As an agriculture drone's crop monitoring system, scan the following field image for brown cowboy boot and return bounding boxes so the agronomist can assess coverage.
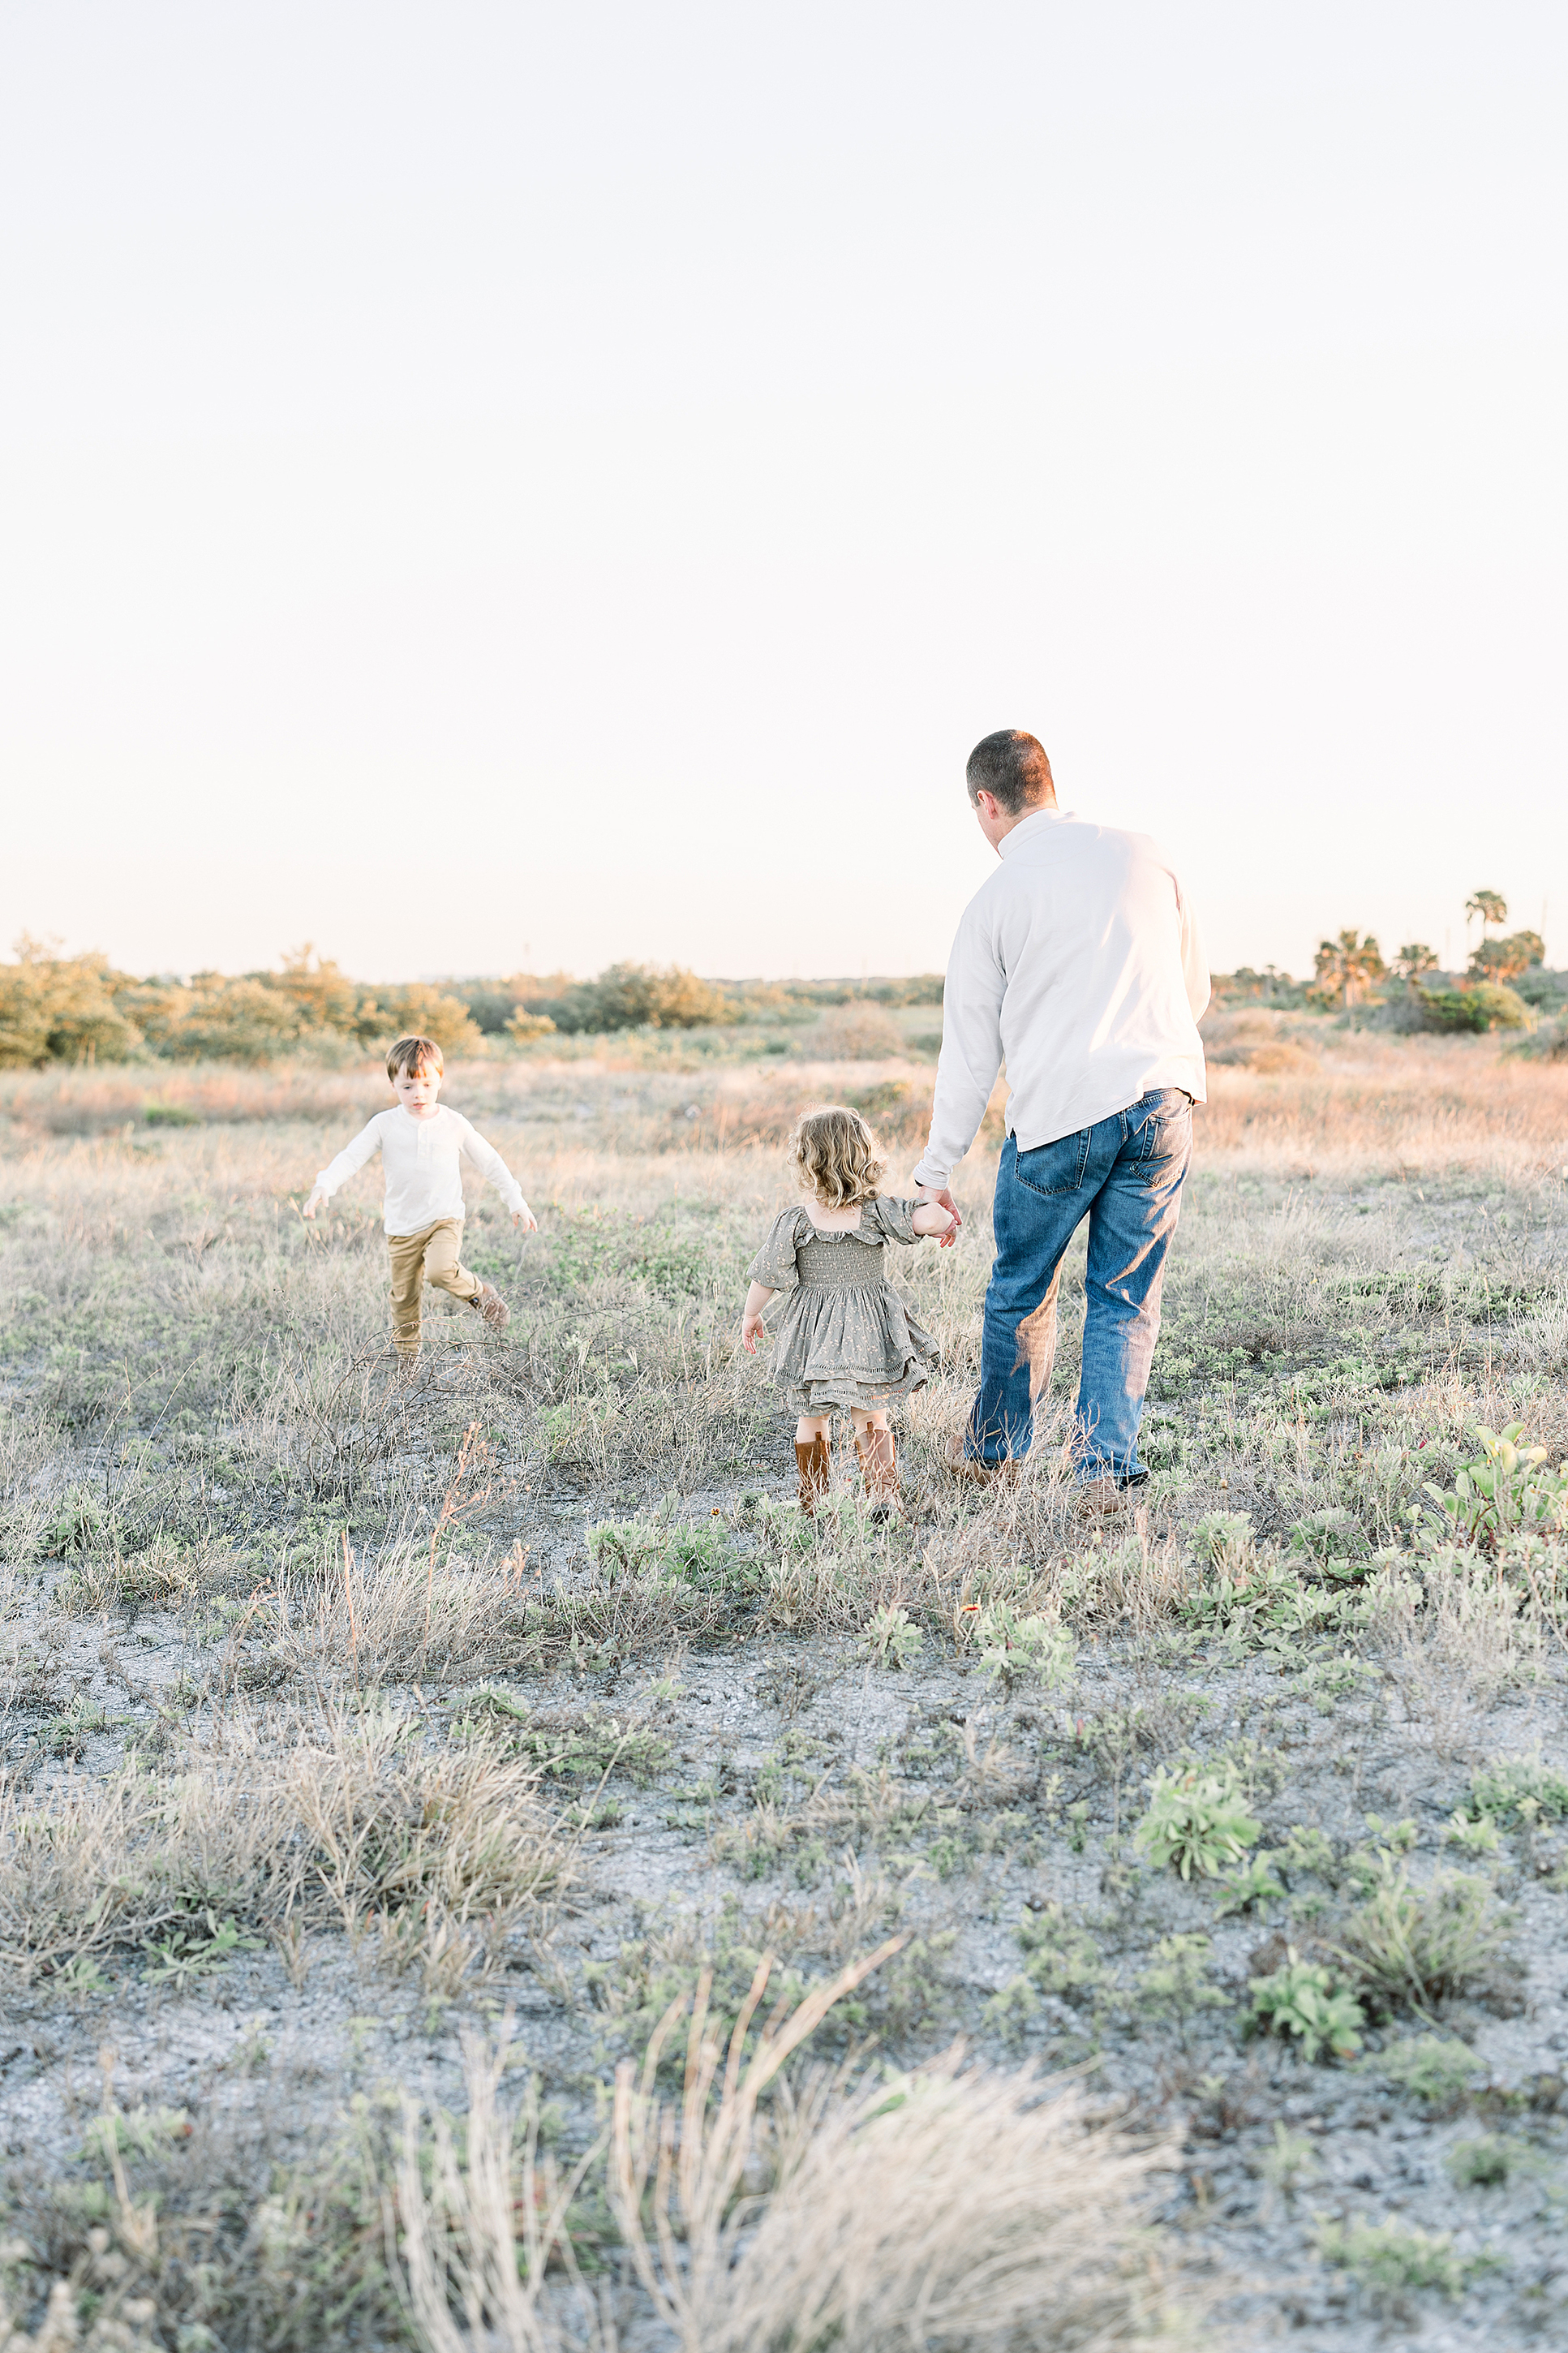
[855,1425,901,1518]
[795,1435,831,1515]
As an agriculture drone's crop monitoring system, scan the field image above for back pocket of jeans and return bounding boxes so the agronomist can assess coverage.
[1016,1132,1091,1196]
[1136,1094,1192,1174]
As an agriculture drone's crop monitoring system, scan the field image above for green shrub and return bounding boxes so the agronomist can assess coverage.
[359,982,485,1058]
[1467,1751,1568,1825]
[1446,2133,1514,2187]
[1280,1825,1338,1879]
[1417,982,1528,1033]
[0,939,139,1067]
[1512,1009,1568,1060]
[1213,1852,1286,1917]
[41,1487,105,1559]
[1134,1934,1230,2036]
[1249,1950,1364,2062]
[973,1603,1074,1692]
[1134,1764,1261,1881]
[861,1604,923,1670]
[126,972,312,1062]
[1338,1860,1511,2011]
[533,962,738,1034]
[587,1516,742,1590]
[1314,2216,1471,2297]
[1423,1423,1568,1542]
[1377,2033,1481,2106]
[1016,1903,1106,2002]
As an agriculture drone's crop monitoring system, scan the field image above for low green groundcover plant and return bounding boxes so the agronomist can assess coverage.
[1467,1752,1568,1825]
[973,1602,1075,1691]
[1377,2034,1482,2106]
[1134,1764,1261,1880]
[1424,1423,1568,1544]
[1313,2216,1476,2299]
[1250,1951,1364,2062]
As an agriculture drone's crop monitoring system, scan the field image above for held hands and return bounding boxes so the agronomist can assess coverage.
[914,1184,962,1248]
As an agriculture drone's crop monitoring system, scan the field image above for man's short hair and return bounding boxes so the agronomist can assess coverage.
[966,729,1055,815]
[387,1034,443,1080]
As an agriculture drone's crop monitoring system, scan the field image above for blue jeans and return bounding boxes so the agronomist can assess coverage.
[967,1089,1193,1479]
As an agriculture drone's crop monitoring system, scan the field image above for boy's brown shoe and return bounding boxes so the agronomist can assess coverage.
[470,1281,510,1333]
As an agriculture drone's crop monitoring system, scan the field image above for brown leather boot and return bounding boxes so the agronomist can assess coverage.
[795,1435,831,1514]
[855,1425,901,1518]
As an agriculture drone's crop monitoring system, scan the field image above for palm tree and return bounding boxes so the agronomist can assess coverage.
[1465,889,1507,940]
[1392,943,1437,983]
[1313,929,1386,1008]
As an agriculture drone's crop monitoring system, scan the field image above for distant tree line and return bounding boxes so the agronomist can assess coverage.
[1213,891,1562,1034]
[464,968,943,1042]
[0,939,945,1069]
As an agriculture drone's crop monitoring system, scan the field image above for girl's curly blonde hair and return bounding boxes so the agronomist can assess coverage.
[788,1104,887,1208]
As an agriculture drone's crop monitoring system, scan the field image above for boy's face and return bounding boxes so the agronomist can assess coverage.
[393,1061,443,1116]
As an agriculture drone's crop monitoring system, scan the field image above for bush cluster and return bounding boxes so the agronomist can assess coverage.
[0,938,483,1069]
[466,966,944,1038]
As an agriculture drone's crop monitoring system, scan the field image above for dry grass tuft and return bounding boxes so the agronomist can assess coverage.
[399,2039,612,2353]
[274,1532,526,1686]
[398,1952,1183,2353]
[1368,1551,1550,1756]
[0,1705,573,1989]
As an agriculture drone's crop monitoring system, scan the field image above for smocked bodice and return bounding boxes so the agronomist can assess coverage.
[796,1233,887,1288]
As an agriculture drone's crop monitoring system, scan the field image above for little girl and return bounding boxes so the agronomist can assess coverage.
[741,1105,957,1515]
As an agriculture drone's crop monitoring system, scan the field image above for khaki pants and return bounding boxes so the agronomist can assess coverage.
[388,1218,480,1353]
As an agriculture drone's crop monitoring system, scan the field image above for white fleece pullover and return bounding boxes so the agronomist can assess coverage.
[314,1106,528,1235]
[913,808,1209,1190]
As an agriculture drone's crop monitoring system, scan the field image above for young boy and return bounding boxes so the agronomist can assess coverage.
[303,1035,536,1357]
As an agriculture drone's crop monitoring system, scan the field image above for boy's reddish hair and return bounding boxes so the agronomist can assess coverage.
[386,1034,443,1080]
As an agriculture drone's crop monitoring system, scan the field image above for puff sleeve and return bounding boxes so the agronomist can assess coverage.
[862,1195,920,1245]
[749,1208,810,1290]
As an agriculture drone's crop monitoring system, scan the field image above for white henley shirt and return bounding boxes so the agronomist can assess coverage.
[913,807,1209,1190]
[314,1106,528,1235]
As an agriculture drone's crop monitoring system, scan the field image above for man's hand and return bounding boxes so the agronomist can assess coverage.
[302,1187,328,1220]
[917,1184,962,1248]
[513,1206,539,1232]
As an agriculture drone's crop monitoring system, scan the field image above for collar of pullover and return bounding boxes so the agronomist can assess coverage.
[997,807,1068,860]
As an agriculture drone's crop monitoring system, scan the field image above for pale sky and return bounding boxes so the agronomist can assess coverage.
[2,3,1564,983]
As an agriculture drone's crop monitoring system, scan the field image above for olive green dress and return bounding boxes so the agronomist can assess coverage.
[750,1196,939,1416]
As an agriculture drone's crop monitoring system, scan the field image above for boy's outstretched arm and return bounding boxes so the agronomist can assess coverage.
[456,1117,536,1231]
[303,1121,382,1219]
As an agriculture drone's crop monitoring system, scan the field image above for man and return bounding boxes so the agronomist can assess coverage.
[913,729,1209,1509]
